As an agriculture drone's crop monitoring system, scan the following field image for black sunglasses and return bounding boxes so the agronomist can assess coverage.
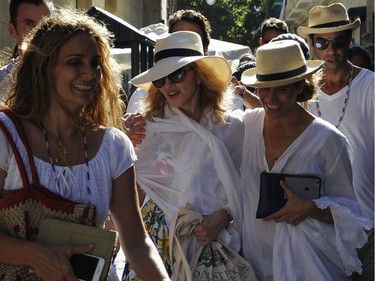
[152,66,193,88]
[314,36,347,50]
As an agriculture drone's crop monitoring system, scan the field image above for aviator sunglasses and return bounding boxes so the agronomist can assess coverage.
[314,36,347,50]
[152,65,193,88]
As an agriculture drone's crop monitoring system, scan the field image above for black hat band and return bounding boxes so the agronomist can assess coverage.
[257,65,307,82]
[310,20,350,29]
[155,48,203,63]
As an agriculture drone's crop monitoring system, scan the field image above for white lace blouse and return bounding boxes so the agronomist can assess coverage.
[0,112,137,227]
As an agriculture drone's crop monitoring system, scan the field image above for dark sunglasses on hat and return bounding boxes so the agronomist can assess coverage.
[314,36,347,50]
[152,65,193,88]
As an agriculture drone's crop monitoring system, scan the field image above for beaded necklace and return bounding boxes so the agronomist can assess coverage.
[40,120,91,200]
[316,63,353,128]
[82,128,92,201]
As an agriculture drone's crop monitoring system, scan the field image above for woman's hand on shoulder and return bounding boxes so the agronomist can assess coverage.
[264,180,316,225]
[29,243,94,281]
[122,113,146,146]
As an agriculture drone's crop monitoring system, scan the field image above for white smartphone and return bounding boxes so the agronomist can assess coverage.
[70,253,105,281]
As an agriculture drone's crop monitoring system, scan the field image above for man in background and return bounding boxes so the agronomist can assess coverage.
[259,17,288,46]
[0,0,54,83]
[298,4,374,280]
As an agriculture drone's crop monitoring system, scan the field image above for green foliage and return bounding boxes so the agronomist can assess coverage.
[262,0,276,14]
[176,0,266,53]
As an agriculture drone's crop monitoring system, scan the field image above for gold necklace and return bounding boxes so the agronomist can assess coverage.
[42,121,81,167]
[56,136,80,168]
[53,138,67,163]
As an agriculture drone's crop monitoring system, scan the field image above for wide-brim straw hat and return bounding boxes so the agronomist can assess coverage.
[130,31,231,90]
[297,3,360,38]
[241,40,323,88]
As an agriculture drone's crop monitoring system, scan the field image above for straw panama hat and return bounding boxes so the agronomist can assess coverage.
[241,40,323,88]
[297,3,361,38]
[130,31,231,90]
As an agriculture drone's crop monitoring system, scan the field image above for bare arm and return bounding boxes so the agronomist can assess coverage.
[231,76,262,109]
[110,166,170,281]
[242,88,262,109]
[136,182,146,207]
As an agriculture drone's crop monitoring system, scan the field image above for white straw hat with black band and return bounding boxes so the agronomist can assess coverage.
[297,3,360,38]
[130,31,231,90]
[241,40,323,88]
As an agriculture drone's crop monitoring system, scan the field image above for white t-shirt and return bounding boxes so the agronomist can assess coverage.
[0,112,137,227]
[307,68,374,218]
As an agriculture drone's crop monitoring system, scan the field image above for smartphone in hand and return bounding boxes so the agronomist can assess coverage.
[70,253,105,281]
[256,172,321,218]
[284,175,321,200]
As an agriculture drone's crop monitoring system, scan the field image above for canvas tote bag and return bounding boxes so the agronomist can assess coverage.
[169,203,258,281]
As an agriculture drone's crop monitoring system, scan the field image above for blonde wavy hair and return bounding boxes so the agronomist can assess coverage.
[4,8,125,130]
[143,60,232,125]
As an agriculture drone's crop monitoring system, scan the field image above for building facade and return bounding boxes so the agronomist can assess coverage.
[284,0,374,46]
[0,0,177,51]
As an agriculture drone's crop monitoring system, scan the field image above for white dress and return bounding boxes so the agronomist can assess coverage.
[0,112,137,281]
[307,68,374,219]
[240,108,372,281]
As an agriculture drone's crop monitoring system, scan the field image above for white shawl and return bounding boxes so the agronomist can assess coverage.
[135,106,244,261]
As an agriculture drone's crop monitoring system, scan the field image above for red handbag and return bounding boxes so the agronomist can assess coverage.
[0,109,97,280]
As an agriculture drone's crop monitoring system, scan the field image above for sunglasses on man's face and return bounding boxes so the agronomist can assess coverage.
[314,36,347,50]
[152,66,193,88]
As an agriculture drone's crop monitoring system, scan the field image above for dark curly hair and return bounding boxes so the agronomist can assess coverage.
[168,10,211,54]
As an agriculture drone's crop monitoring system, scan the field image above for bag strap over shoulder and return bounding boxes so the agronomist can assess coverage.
[0,109,40,187]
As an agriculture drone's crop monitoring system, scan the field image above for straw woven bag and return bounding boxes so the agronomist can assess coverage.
[0,110,97,280]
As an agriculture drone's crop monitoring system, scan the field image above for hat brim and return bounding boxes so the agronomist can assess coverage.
[297,19,360,38]
[241,60,323,88]
[130,56,231,90]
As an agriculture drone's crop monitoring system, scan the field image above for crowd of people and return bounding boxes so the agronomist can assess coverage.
[0,1,373,281]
